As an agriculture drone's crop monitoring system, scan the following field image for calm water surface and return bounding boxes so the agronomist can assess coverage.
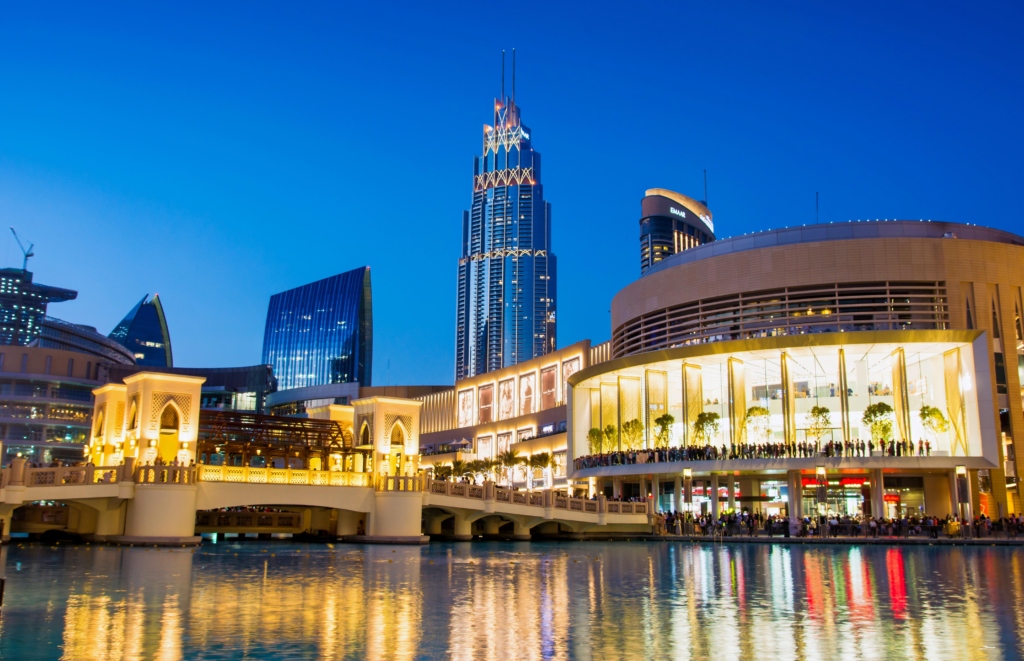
[0,540,1020,660]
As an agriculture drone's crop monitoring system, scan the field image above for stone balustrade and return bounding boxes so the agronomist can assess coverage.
[1,464,126,488]
[376,475,423,492]
[135,465,196,485]
[423,478,647,516]
[197,465,371,488]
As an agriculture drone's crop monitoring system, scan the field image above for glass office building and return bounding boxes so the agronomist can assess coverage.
[108,294,173,367]
[639,188,715,274]
[0,268,77,346]
[262,266,372,391]
[455,60,557,381]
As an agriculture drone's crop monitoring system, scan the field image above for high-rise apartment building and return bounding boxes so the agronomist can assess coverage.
[455,53,557,380]
[109,294,173,367]
[639,188,715,274]
[0,268,77,346]
[262,267,373,391]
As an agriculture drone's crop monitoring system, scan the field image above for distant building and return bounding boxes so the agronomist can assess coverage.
[455,57,557,381]
[106,364,277,415]
[34,316,136,366]
[109,294,173,367]
[267,383,449,417]
[639,188,715,274]
[262,267,373,391]
[0,345,101,463]
[0,268,77,346]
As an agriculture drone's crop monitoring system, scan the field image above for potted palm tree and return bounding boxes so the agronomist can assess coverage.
[497,449,527,488]
[527,452,554,490]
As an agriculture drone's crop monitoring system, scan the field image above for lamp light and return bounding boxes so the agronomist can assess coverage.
[956,465,967,476]
[683,468,692,479]
[816,466,826,480]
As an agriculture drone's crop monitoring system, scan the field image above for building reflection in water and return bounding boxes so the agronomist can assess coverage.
[0,542,1021,660]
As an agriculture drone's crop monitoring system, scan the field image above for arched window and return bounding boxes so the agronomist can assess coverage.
[360,423,370,446]
[390,423,405,446]
[160,405,180,433]
[128,401,138,430]
[94,408,105,437]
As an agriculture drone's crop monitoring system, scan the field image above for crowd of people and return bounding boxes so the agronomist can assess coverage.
[646,509,1017,540]
[574,438,933,470]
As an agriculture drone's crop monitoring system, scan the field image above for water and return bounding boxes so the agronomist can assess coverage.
[0,540,1021,660]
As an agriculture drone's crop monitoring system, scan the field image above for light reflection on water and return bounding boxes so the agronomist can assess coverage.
[0,541,1019,660]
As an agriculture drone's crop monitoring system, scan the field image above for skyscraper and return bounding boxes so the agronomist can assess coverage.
[639,188,715,274]
[455,51,557,381]
[262,266,372,391]
[109,294,174,367]
[0,268,77,346]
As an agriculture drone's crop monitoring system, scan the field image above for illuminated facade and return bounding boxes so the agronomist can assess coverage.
[262,267,373,391]
[454,62,557,380]
[0,268,77,346]
[419,341,595,488]
[109,294,173,367]
[35,316,136,365]
[570,220,1024,519]
[0,346,102,462]
[639,188,715,274]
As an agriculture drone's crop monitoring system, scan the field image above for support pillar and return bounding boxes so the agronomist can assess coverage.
[335,510,362,537]
[871,469,886,520]
[613,478,622,499]
[118,483,200,546]
[639,477,648,501]
[787,470,802,520]
[673,476,682,514]
[711,474,720,520]
[452,513,473,541]
[483,519,502,537]
[364,491,428,544]
[512,520,532,541]
[727,475,736,513]
[652,475,660,511]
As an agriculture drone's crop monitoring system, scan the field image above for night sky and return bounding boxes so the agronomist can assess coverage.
[1,1,1021,385]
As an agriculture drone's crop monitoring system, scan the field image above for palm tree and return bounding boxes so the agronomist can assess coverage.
[467,459,488,482]
[497,449,527,488]
[450,459,470,481]
[527,452,554,490]
[432,464,453,481]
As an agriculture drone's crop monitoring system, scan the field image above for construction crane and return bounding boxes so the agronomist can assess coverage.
[9,227,34,272]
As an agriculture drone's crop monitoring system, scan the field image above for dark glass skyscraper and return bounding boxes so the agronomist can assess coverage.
[108,294,173,367]
[0,268,77,346]
[455,56,556,380]
[262,267,372,391]
[639,188,715,274]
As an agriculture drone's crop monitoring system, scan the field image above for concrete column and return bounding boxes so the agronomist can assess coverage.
[966,470,976,521]
[652,475,661,511]
[871,469,886,519]
[483,519,502,537]
[452,513,473,541]
[639,477,648,501]
[613,478,622,499]
[673,476,682,514]
[727,475,736,513]
[711,474,720,519]
[120,483,199,545]
[335,510,362,537]
[787,470,802,519]
[949,470,960,518]
[367,491,426,543]
[512,520,532,541]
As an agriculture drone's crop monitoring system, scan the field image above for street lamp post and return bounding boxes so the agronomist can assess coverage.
[955,465,970,538]
[816,465,827,537]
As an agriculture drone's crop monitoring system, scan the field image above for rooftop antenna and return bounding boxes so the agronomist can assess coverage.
[816,192,819,223]
[501,50,505,102]
[9,227,34,272]
[512,47,516,107]
[703,169,708,206]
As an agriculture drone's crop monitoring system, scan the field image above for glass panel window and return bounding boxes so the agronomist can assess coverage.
[519,373,535,416]
[478,385,493,424]
[540,366,557,410]
[498,379,516,420]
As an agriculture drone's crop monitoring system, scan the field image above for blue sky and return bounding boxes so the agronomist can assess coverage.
[1,1,1021,385]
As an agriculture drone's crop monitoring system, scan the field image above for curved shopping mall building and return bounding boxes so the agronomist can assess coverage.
[568,220,1024,521]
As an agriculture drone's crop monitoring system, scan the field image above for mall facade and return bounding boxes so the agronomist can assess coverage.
[567,220,1024,521]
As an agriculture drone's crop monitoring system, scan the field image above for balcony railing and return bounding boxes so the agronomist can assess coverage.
[423,478,647,516]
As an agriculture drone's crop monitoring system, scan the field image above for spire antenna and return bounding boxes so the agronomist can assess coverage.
[512,47,516,106]
[501,50,505,101]
[703,169,708,206]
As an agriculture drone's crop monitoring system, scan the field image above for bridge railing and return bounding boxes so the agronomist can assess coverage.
[423,479,647,516]
[135,465,196,485]
[196,465,371,488]
[17,465,124,488]
[376,475,423,492]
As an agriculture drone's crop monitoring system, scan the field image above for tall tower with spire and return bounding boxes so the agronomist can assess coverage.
[455,50,557,381]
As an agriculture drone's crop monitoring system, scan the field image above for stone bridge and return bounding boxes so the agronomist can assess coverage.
[0,458,650,545]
